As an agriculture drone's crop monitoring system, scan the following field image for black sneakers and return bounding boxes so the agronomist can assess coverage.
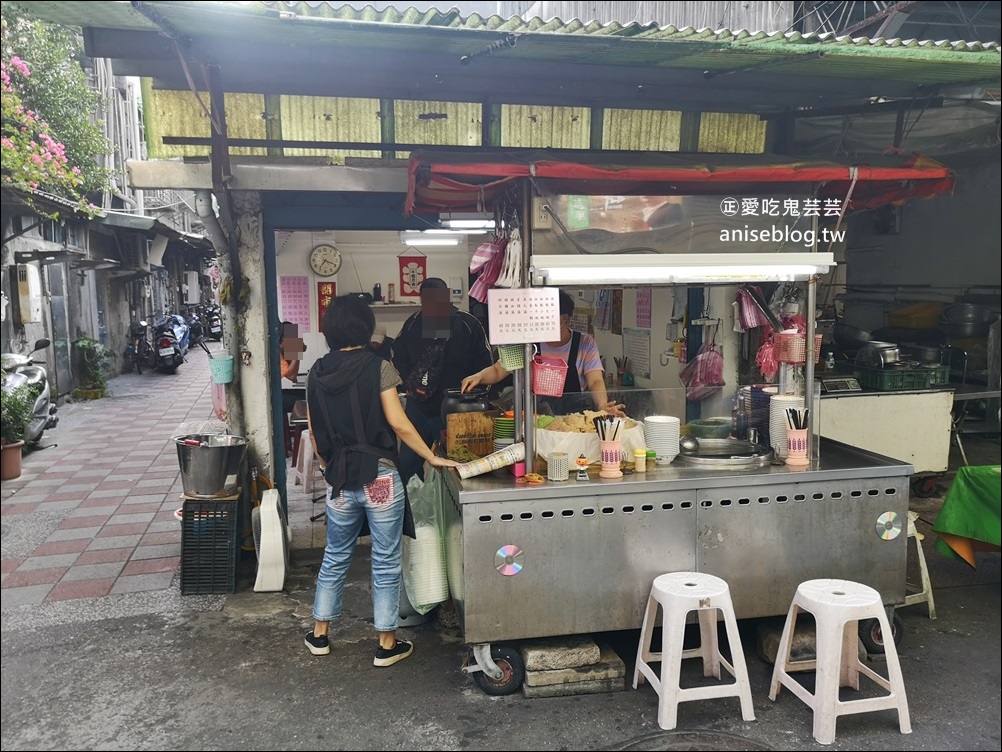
[373,639,413,667]
[304,631,330,656]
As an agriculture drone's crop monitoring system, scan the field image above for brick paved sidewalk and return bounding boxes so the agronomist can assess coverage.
[1,343,225,605]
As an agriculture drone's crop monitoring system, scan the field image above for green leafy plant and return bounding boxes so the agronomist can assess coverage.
[1,10,107,216]
[72,334,113,391]
[1,383,34,445]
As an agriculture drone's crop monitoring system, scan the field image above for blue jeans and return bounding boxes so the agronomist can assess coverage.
[312,467,405,632]
[397,400,443,484]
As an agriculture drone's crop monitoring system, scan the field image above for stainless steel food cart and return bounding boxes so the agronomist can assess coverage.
[443,437,913,694]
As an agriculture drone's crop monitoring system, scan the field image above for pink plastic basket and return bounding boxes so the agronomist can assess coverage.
[531,354,568,397]
[773,333,823,365]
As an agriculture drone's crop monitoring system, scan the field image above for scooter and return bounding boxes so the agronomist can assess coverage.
[202,304,223,341]
[1,338,59,445]
[152,315,188,373]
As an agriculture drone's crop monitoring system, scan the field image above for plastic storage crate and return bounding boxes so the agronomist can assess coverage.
[180,497,240,594]
[851,364,951,392]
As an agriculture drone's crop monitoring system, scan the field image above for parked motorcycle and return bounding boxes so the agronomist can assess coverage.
[152,315,188,373]
[1,338,58,445]
[202,304,223,341]
[184,307,206,346]
[152,313,211,373]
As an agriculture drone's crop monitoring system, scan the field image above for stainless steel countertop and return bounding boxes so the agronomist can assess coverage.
[445,438,913,504]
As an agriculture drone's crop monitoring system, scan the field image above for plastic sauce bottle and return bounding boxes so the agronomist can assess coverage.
[634,448,647,474]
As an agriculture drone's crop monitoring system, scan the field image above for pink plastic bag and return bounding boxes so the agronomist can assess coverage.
[469,237,507,303]
[470,237,505,274]
[679,341,724,402]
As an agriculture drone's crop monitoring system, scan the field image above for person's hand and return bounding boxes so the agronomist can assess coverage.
[428,456,459,468]
[460,373,483,393]
[602,400,626,418]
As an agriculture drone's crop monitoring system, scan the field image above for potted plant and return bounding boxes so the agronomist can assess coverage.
[1,383,34,480]
[72,334,113,400]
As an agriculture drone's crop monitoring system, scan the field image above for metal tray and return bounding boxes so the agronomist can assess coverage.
[672,438,774,468]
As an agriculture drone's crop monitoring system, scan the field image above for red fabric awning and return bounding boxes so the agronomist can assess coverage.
[405,149,954,215]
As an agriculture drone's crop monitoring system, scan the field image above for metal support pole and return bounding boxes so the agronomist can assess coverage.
[522,180,535,472]
[805,214,818,460]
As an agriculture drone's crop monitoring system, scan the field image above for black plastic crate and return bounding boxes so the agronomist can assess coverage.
[180,498,239,595]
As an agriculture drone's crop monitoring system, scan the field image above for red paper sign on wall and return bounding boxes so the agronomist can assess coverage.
[317,281,336,326]
[398,254,427,297]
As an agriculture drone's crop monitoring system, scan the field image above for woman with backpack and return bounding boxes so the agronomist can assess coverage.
[304,294,458,666]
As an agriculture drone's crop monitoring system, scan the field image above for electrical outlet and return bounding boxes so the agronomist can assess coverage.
[532,196,552,230]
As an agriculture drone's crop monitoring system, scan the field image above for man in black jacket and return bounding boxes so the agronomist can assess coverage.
[392,278,493,482]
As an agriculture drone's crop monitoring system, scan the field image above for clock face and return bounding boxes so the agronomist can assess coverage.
[310,244,342,277]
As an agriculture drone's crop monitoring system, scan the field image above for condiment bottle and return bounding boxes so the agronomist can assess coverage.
[634,448,647,474]
[646,449,657,472]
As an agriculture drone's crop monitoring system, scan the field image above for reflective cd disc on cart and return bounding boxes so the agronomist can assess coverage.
[495,545,524,576]
[875,511,902,540]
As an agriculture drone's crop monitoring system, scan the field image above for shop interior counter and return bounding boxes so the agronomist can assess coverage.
[441,438,913,645]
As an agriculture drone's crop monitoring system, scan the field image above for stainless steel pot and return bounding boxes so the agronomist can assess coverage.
[939,318,990,339]
[855,342,900,369]
[900,344,943,364]
[942,303,992,324]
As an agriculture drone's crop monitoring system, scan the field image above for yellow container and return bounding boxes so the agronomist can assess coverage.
[887,301,943,330]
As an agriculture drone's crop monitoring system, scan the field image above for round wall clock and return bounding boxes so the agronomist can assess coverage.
[309,243,342,277]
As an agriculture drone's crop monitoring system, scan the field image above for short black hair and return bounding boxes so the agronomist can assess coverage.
[558,290,575,318]
[421,277,448,291]
[321,295,374,350]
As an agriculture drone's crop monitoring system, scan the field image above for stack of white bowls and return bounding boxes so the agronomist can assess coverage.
[769,394,804,460]
[403,523,448,605]
[644,416,681,465]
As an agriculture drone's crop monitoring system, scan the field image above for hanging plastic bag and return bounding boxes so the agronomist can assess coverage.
[470,236,504,274]
[494,228,522,288]
[736,286,773,330]
[469,235,508,303]
[679,339,725,402]
[401,469,449,615]
[756,336,779,381]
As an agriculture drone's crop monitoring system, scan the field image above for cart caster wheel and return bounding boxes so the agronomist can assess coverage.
[472,644,525,696]
[859,612,904,655]
[911,476,939,498]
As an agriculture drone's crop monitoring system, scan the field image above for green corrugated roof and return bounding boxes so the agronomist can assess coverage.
[21,1,1001,87]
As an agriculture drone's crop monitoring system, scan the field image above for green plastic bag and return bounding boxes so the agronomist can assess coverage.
[402,469,449,614]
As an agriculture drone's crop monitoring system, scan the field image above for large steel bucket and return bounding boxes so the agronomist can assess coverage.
[173,434,248,498]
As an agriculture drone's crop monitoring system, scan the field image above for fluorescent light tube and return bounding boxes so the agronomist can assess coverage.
[530,253,835,286]
[442,219,496,229]
[402,237,461,246]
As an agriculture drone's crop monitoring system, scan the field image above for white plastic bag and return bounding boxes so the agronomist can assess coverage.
[402,470,449,615]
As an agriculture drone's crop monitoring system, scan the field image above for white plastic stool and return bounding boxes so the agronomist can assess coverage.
[901,511,936,619]
[293,429,321,494]
[632,572,755,730]
[769,578,911,745]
